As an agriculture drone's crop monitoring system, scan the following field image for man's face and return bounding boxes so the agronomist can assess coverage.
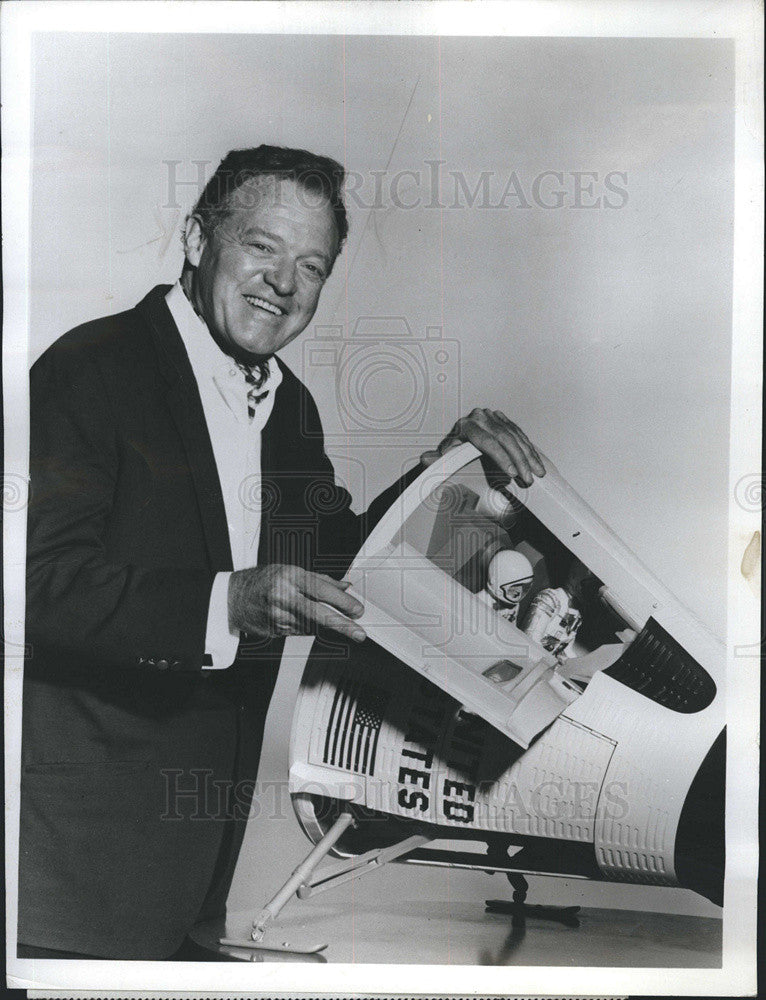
[184,176,339,360]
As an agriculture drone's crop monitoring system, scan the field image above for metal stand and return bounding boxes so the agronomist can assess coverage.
[296,832,433,899]
[221,811,582,958]
[485,873,581,927]
[218,811,433,955]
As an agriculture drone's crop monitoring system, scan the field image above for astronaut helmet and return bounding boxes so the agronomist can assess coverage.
[487,549,534,606]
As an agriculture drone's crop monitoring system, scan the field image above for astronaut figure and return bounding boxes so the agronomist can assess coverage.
[486,549,535,625]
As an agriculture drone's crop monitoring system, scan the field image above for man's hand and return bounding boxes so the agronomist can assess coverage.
[228,565,366,643]
[420,408,546,487]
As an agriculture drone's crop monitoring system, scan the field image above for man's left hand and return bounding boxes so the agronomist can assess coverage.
[420,408,546,487]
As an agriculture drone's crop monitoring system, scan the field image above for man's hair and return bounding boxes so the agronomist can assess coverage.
[190,145,348,251]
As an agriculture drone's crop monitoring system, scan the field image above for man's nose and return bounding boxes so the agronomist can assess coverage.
[263,257,297,297]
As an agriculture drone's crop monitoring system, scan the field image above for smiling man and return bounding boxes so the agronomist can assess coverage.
[19,145,544,961]
[182,173,338,360]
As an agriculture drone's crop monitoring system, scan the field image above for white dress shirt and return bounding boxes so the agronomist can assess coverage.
[166,282,283,669]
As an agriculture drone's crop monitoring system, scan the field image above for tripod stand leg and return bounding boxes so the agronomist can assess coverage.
[249,811,356,942]
[508,872,529,906]
[485,872,581,927]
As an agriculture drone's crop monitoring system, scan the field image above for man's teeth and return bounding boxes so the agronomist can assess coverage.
[244,295,283,316]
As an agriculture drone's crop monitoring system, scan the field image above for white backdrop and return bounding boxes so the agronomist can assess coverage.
[28,31,733,920]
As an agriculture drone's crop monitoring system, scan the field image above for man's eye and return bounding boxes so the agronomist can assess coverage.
[302,262,326,279]
[248,242,272,253]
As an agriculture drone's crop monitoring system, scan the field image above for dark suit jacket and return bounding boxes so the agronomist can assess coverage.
[20,285,418,958]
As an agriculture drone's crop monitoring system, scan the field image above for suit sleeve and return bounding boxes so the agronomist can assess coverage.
[25,347,215,673]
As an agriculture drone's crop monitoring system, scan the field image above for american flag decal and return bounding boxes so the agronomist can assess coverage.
[322,676,389,776]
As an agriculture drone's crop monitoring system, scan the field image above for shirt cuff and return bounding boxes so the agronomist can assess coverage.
[201,571,239,670]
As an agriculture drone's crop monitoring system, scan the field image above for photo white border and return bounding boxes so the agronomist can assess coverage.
[3,1,761,995]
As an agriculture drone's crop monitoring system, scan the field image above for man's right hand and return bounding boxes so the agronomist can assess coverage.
[228,565,366,643]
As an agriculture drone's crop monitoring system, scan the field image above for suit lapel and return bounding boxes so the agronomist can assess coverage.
[137,286,233,572]
[258,366,308,567]
[258,377,284,566]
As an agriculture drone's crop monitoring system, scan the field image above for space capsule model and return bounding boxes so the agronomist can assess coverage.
[246,444,725,947]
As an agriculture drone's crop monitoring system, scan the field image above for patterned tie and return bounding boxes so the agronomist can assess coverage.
[235,359,271,420]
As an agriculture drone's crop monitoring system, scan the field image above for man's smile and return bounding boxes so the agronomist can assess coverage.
[183,177,338,358]
[243,294,286,317]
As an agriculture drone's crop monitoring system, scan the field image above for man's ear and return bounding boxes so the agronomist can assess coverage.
[183,215,207,268]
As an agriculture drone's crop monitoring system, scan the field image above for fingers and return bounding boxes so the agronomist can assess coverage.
[229,565,368,643]
[498,429,536,487]
[461,418,529,483]
[266,569,366,642]
[315,573,353,591]
[294,593,367,644]
[486,409,540,484]
[453,409,534,486]
[423,409,544,491]
[454,409,545,486]
[423,409,545,485]
[299,569,364,619]
[493,411,546,476]
[303,573,366,642]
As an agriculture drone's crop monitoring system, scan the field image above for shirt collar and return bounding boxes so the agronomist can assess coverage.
[165,280,283,401]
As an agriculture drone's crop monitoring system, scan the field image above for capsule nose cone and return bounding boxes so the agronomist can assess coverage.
[674,728,725,906]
